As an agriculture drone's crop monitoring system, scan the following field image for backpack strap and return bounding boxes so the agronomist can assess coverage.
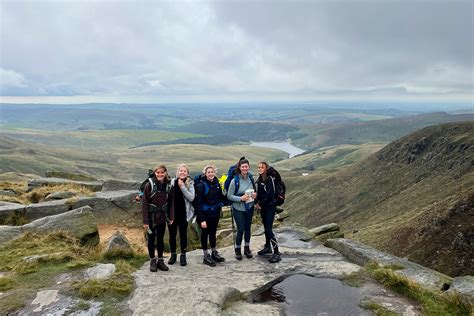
[233,175,240,195]
[149,178,156,198]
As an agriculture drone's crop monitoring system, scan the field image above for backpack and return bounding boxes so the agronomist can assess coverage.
[193,174,223,212]
[267,167,286,206]
[135,169,155,203]
[223,157,256,195]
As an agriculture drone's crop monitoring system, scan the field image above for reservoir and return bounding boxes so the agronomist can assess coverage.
[250,141,305,158]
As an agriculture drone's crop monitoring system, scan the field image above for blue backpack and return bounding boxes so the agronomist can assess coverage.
[193,174,223,213]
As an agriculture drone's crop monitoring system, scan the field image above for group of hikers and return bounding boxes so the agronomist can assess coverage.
[141,157,282,272]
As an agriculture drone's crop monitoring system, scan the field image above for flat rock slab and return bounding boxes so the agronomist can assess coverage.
[25,200,70,220]
[325,238,453,291]
[130,230,362,315]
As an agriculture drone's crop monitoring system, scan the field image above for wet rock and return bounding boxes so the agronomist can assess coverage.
[128,227,361,315]
[27,177,102,192]
[87,263,116,280]
[325,238,453,291]
[102,179,141,191]
[44,191,75,201]
[104,231,134,258]
[25,200,70,220]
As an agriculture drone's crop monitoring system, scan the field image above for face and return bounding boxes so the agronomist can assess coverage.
[239,163,250,175]
[178,167,188,179]
[154,168,167,182]
[205,167,215,181]
[257,163,267,175]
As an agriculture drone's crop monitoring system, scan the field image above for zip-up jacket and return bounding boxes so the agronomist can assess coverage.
[142,179,171,226]
[194,177,226,222]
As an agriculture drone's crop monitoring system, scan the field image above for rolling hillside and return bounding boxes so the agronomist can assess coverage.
[285,121,474,276]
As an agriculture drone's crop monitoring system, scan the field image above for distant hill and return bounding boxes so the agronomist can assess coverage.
[295,112,474,150]
[286,121,474,276]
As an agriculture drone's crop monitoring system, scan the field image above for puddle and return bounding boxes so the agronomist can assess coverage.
[254,274,364,315]
[277,232,319,248]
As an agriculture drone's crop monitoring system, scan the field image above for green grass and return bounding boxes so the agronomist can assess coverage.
[360,301,398,316]
[366,263,471,315]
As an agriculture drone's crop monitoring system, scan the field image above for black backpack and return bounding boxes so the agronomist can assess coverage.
[192,174,224,212]
[267,167,286,206]
[135,169,170,203]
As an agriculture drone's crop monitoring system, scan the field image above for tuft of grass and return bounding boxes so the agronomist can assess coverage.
[64,299,91,315]
[360,301,398,316]
[0,293,26,315]
[341,272,364,288]
[1,211,29,225]
[365,263,471,315]
[0,276,15,290]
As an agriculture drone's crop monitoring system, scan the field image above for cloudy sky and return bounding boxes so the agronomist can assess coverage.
[0,0,472,104]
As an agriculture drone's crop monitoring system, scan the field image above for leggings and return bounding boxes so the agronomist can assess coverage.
[261,205,278,249]
[147,222,166,259]
[232,207,254,247]
[199,216,219,250]
[168,219,188,253]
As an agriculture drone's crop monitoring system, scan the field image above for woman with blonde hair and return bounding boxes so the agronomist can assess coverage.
[194,165,227,266]
[142,164,172,272]
[167,163,195,266]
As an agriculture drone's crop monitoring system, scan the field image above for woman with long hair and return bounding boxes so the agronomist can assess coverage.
[142,164,172,272]
[167,164,195,266]
[227,158,257,260]
[255,161,281,263]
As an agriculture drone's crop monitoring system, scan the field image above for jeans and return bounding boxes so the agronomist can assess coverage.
[232,207,254,247]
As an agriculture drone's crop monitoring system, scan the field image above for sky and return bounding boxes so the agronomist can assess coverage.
[0,0,473,104]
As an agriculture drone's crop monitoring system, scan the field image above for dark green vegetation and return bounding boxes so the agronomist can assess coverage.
[286,122,474,277]
[0,231,147,315]
[365,263,471,315]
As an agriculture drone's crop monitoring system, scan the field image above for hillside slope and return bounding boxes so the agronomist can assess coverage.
[286,121,474,276]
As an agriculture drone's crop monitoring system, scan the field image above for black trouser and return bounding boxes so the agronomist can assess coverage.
[199,215,219,250]
[168,219,188,253]
[233,207,254,246]
[147,222,166,259]
[261,205,278,251]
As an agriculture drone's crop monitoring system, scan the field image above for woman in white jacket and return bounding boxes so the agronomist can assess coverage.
[167,164,195,266]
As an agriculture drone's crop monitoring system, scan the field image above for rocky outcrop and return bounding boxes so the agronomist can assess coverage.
[102,180,141,191]
[44,191,75,201]
[324,238,453,291]
[310,223,344,242]
[0,206,99,246]
[0,202,25,223]
[448,276,474,306]
[129,227,418,315]
[25,200,70,220]
[27,177,102,192]
[71,190,139,224]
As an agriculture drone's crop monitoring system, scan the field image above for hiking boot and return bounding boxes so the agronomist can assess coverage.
[211,250,225,263]
[244,246,253,259]
[168,253,177,265]
[203,254,216,267]
[235,248,243,261]
[157,259,169,271]
[268,253,281,263]
[257,246,272,256]
[149,258,158,272]
[180,253,187,266]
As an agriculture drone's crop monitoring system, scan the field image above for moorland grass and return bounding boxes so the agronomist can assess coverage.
[365,262,471,315]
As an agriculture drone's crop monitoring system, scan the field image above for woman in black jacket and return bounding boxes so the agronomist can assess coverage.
[255,161,281,263]
[194,165,227,266]
[142,164,172,272]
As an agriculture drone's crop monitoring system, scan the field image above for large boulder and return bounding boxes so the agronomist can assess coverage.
[325,238,453,291]
[25,200,70,220]
[103,231,134,258]
[71,190,140,224]
[0,202,26,224]
[22,206,99,246]
[27,177,102,192]
[310,223,340,236]
[102,180,141,191]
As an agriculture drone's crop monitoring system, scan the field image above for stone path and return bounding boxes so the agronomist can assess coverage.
[128,228,418,315]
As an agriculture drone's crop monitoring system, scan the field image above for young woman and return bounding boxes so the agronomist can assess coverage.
[142,164,171,272]
[255,161,281,263]
[194,165,226,266]
[167,164,195,266]
[227,158,257,260]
